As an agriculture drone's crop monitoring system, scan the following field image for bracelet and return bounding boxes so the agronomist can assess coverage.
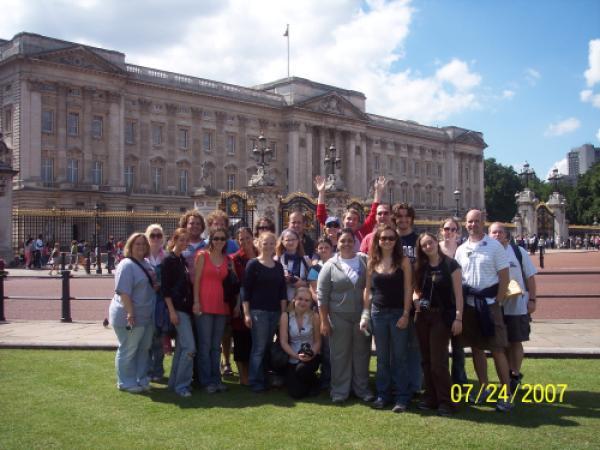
[454,319,462,322]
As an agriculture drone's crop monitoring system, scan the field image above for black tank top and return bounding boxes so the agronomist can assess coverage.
[371,267,404,308]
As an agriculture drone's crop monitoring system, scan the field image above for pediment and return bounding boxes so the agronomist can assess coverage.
[453,130,487,148]
[294,92,369,121]
[31,46,125,75]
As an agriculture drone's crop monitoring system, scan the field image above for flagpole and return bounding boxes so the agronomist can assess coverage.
[285,24,290,78]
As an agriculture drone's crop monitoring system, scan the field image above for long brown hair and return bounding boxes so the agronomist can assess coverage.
[414,232,445,293]
[276,229,305,258]
[367,224,404,272]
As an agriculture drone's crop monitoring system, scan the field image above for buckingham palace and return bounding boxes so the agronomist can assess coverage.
[0,32,486,218]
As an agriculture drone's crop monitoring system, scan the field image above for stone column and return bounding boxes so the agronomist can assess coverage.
[303,123,313,193]
[285,121,300,193]
[237,115,248,186]
[55,84,68,183]
[0,138,18,260]
[165,103,178,195]
[319,127,327,177]
[359,132,368,198]
[247,185,281,233]
[547,192,568,244]
[215,111,227,191]
[191,107,203,189]
[515,189,538,238]
[20,80,43,186]
[346,131,356,196]
[82,87,94,184]
[138,98,152,191]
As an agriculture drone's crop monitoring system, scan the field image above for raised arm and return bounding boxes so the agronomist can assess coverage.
[359,176,387,236]
[315,175,328,226]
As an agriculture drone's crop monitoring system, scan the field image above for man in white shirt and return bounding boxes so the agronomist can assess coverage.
[489,222,537,391]
[455,210,512,412]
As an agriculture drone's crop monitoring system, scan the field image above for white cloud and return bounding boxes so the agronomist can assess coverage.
[544,117,581,137]
[525,67,541,86]
[2,0,483,125]
[502,89,515,99]
[584,39,600,87]
[597,128,600,142]
[545,158,568,180]
[580,89,600,108]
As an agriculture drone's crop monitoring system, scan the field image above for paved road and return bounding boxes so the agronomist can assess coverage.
[2,250,599,321]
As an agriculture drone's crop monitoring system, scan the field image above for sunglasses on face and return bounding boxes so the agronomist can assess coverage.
[149,233,163,239]
[443,227,457,232]
[326,223,340,228]
[212,237,227,242]
[379,236,397,242]
[257,226,271,230]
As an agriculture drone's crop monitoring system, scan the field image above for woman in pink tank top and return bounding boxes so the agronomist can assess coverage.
[193,227,230,393]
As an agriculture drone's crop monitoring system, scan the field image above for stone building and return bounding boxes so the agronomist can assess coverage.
[0,32,486,218]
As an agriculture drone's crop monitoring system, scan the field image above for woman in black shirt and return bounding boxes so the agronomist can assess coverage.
[361,224,413,413]
[162,228,194,398]
[413,232,464,416]
[243,231,288,393]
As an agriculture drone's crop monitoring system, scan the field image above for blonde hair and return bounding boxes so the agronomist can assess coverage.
[145,223,164,239]
[275,229,305,258]
[123,232,150,258]
[257,231,276,257]
[287,286,315,316]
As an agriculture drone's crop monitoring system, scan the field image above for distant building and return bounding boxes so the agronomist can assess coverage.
[567,144,600,183]
[0,32,487,218]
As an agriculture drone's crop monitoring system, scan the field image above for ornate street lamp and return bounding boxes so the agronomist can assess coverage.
[547,167,563,193]
[248,131,274,187]
[520,161,535,188]
[323,144,344,191]
[453,189,461,218]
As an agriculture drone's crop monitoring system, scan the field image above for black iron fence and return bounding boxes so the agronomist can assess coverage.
[12,208,181,253]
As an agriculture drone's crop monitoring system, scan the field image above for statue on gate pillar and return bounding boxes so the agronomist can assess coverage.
[0,133,19,262]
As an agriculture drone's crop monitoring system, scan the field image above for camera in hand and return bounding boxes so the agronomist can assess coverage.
[418,298,431,312]
[299,342,314,357]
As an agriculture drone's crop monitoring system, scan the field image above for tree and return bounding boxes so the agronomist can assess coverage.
[569,162,600,224]
[484,158,522,222]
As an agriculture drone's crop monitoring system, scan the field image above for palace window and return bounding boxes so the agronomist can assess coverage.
[42,158,54,184]
[226,134,236,155]
[401,158,407,175]
[125,120,136,144]
[374,154,380,172]
[178,128,189,149]
[414,161,420,176]
[437,164,443,178]
[152,123,163,146]
[67,112,79,136]
[92,116,103,139]
[3,107,12,133]
[67,159,79,184]
[426,162,431,177]
[178,169,188,194]
[92,161,103,185]
[152,167,162,193]
[42,110,54,133]
[203,130,214,152]
[227,174,236,191]
[269,141,277,160]
[125,166,135,191]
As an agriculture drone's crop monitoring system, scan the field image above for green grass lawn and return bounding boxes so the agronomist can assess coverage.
[1,350,599,449]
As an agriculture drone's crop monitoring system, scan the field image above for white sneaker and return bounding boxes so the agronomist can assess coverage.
[121,386,144,394]
[177,390,192,398]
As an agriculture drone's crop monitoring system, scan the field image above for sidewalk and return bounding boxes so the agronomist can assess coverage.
[1,319,599,357]
[5,267,115,278]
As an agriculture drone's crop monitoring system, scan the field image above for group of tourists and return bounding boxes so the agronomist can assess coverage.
[107,176,537,416]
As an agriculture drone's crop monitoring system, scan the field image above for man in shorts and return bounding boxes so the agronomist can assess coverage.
[488,222,537,392]
[455,210,512,412]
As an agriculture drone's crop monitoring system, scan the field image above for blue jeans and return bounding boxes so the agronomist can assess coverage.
[248,309,281,391]
[371,306,411,404]
[168,311,196,394]
[195,313,227,387]
[148,329,165,379]
[114,323,154,390]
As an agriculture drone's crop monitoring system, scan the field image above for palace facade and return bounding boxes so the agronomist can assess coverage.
[0,32,486,218]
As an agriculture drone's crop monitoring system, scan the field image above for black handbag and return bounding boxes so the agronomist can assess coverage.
[269,337,289,371]
[222,260,241,308]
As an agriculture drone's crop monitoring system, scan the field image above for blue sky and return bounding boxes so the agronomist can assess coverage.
[3,0,600,179]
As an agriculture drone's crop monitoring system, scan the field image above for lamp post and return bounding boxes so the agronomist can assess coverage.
[453,189,461,218]
[520,161,535,189]
[248,131,274,187]
[94,204,102,275]
[323,144,343,191]
[547,167,563,193]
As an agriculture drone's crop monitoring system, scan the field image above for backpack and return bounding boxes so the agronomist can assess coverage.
[509,241,528,292]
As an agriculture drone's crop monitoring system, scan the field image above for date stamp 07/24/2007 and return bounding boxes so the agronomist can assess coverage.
[451,384,568,404]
